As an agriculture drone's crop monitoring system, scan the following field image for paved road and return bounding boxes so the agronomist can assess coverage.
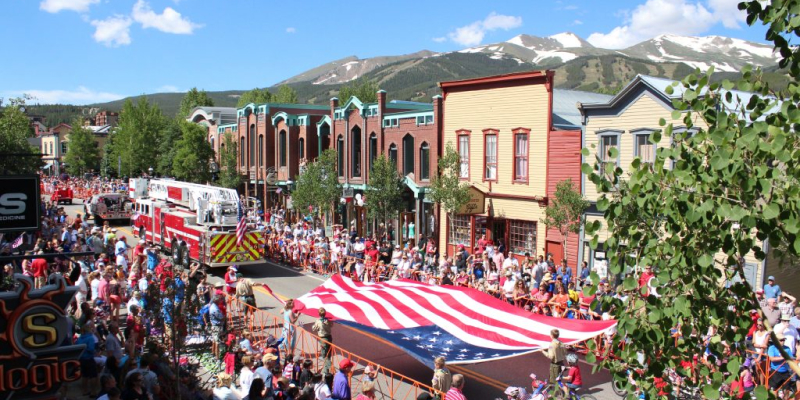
[61,202,619,400]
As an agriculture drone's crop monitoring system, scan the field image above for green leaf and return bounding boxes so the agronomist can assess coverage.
[585,352,596,364]
[698,254,713,268]
[726,358,741,375]
[754,385,768,400]
[709,153,729,170]
[650,130,662,144]
[762,203,780,220]
[623,277,637,291]
[597,197,610,211]
[581,148,590,157]
[581,163,593,175]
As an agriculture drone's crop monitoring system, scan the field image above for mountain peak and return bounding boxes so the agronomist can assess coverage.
[548,32,585,48]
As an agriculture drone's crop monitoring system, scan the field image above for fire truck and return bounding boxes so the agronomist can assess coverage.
[84,193,132,222]
[128,178,266,268]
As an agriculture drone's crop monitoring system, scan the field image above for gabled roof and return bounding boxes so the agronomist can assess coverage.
[552,89,612,129]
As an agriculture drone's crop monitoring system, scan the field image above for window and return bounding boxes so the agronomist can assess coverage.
[425,115,433,124]
[49,142,53,155]
[388,143,398,167]
[61,141,68,155]
[337,135,344,177]
[402,134,414,176]
[484,133,497,181]
[298,138,305,160]
[210,137,215,153]
[599,134,619,171]
[279,130,287,167]
[369,134,378,172]
[448,215,471,246]
[514,133,528,181]
[240,137,245,167]
[352,127,362,178]
[420,142,430,180]
[417,116,425,125]
[458,135,469,178]
[634,133,655,164]
[249,124,256,167]
[509,220,537,255]
[258,135,264,167]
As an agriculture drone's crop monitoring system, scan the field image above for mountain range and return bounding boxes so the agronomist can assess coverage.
[27,32,786,125]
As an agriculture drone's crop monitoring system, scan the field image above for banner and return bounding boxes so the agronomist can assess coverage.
[0,175,41,233]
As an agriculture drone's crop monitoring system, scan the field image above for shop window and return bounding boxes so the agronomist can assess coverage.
[509,220,537,255]
[448,215,471,246]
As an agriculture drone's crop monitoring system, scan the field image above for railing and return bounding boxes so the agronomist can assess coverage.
[225,295,442,400]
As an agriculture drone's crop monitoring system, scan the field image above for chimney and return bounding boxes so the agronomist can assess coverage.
[377,90,386,117]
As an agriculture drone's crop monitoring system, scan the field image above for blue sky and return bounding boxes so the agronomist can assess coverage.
[1,0,770,105]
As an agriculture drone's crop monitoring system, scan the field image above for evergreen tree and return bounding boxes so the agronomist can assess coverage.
[63,120,101,175]
[110,97,166,178]
[172,121,214,183]
[218,132,241,189]
[178,87,215,118]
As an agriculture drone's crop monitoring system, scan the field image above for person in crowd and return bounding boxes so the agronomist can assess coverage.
[312,307,333,370]
[763,298,782,327]
[245,377,267,400]
[560,353,583,397]
[121,372,149,400]
[764,275,782,300]
[444,374,467,400]
[546,329,566,385]
[355,381,376,400]
[255,354,277,399]
[332,359,354,400]
[213,372,238,400]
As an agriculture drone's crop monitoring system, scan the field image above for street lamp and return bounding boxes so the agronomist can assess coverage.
[148,166,154,177]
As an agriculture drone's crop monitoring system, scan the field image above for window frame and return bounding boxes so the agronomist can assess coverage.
[631,128,657,165]
[596,129,622,174]
[337,135,345,178]
[483,129,499,182]
[447,215,471,247]
[419,142,430,181]
[388,143,398,168]
[456,130,470,180]
[298,137,305,160]
[509,220,537,256]
[512,128,530,184]
[279,130,288,168]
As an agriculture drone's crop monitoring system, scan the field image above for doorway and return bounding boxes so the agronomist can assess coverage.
[492,219,507,252]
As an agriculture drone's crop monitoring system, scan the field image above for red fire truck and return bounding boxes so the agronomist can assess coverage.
[128,178,265,268]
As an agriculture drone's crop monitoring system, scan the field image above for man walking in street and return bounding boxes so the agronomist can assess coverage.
[546,329,566,385]
[332,359,354,400]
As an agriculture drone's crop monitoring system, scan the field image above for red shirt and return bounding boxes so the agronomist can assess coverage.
[31,258,48,278]
[567,366,582,386]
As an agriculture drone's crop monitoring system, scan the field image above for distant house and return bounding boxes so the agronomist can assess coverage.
[40,123,111,175]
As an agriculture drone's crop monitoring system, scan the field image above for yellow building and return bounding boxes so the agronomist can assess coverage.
[437,70,602,268]
[578,74,767,288]
[40,123,110,175]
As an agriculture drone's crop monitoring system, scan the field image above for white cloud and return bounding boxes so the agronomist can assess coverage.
[432,36,447,43]
[587,0,745,49]
[40,0,99,13]
[91,16,132,47]
[286,27,296,33]
[132,0,201,34]
[6,87,124,105]
[156,85,180,93]
[447,12,523,46]
[563,5,578,10]
[573,19,583,25]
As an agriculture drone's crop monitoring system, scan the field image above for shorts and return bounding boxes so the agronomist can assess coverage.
[79,358,98,378]
[35,276,46,287]
[209,325,223,342]
[769,370,791,389]
[566,383,581,390]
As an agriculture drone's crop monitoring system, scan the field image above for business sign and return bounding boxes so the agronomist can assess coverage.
[0,275,85,399]
[0,175,41,233]
[457,186,486,215]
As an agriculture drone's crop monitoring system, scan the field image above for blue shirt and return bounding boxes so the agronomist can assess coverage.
[147,249,158,270]
[174,277,185,302]
[76,333,96,360]
[763,283,782,300]
[162,297,174,324]
[331,371,351,400]
[768,344,792,373]
[209,302,224,326]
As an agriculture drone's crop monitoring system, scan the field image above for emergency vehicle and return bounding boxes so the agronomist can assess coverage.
[84,193,132,222]
[50,186,74,205]
[128,178,265,268]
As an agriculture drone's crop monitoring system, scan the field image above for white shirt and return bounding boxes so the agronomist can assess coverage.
[91,279,100,299]
[213,385,238,400]
[593,260,608,280]
[238,367,255,395]
[315,382,332,400]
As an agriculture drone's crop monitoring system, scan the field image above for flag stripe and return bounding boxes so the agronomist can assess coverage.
[297,275,617,352]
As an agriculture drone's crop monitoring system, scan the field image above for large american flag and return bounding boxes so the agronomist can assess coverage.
[235,201,247,246]
[295,275,617,367]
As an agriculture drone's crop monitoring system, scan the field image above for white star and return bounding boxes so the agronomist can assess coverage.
[475,353,484,357]
[460,349,469,353]
[446,340,454,345]
[387,331,396,334]
[402,337,411,340]
[413,335,422,341]
[433,331,442,336]
[426,344,434,349]
[492,353,501,357]
[443,347,451,352]
[428,337,437,343]
[417,345,426,349]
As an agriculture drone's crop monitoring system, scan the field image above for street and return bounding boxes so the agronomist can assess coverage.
[63,202,618,399]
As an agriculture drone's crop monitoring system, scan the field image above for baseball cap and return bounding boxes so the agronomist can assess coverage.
[262,354,278,363]
[768,276,775,281]
[756,289,764,294]
[339,359,355,370]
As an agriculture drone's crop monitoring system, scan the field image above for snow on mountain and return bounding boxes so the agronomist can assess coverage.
[549,32,583,48]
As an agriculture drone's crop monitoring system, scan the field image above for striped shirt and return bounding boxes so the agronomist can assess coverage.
[445,387,467,400]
